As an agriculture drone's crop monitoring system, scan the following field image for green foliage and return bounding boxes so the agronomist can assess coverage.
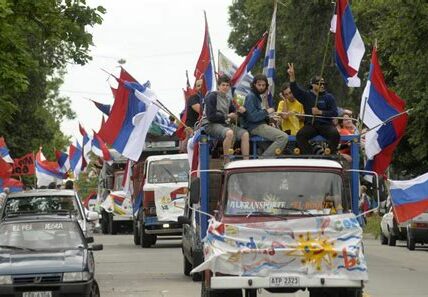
[228,0,428,176]
[0,0,105,165]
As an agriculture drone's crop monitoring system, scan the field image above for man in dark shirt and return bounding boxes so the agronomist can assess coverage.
[185,79,203,129]
[287,63,340,154]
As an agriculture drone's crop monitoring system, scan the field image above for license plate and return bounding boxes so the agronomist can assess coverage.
[23,292,52,297]
[269,276,300,287]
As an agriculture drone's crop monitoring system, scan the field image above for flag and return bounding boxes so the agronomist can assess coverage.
[35,149,66,187]
[12,153,35,176]
[69,143,83,178]
[82,191,97,209]
[100,115,106,130]
[122,159,132,195]
[231,32,267,88]
[92,131,113,164]
[263,1,277,108]
[331,0,365,87]
[359,47,408,176]
[0,136,13,163]
[90,99,111,116]
[152,112,177,136]
[0,177,23,193]
[79,123,92,169]
[187,129,202,177]
[194,12,216,96]
[0,157,12,178]
[55,149,70,174]
[218,50,253,100]
[390,172,428,223]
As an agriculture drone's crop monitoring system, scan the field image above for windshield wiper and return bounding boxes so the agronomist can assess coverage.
[273,207,314,216]
[159,165,178,183]
[0,245,37,251]
[241,211,288,221]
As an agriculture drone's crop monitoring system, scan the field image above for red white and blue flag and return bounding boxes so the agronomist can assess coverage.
[0,136,13,164]
[55,149,70,173]
[390,172,428,223]
[35,149,66,187]
[231,32,267,88]
[359,47,407,176]
[90,99,111,116]
[79,123,92,169]
[92,131,113,164]
[194,12,216,96]
[69,143,83,178]
[331,0,365,87]
[0,177,23,193]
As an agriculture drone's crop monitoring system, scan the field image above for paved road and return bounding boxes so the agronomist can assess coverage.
[94,235,428,297]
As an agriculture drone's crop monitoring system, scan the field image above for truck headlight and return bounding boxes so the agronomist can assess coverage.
[63,272,91,282]
[0,275,12,285]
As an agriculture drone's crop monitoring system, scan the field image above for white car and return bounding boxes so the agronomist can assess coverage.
[380,206,428,250]
[1,189,99,236]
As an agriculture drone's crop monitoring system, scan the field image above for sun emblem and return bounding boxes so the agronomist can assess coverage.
[263,194,281,214]
[287,232,338,271]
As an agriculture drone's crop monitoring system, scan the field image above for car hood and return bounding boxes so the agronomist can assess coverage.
[0,249,85,274]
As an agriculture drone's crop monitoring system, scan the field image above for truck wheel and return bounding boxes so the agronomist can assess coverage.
[201,281,242,297]
[140,224,156,248]
[192,271,202,282]
[380,229,388,245]
[388,234,397,246]
[101,212,108,234]
[407,235,416,250]
[183,255,192,276]
[90,280,100,297]
[244,289,257,297]
[108,213,117,235]
[133,221,140,245]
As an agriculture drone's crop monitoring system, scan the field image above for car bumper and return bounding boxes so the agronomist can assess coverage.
[408,227,428,242]
[0,280,94,297]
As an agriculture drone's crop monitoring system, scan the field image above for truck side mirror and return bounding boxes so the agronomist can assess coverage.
[178,215,191,225]
[189,178,200,204]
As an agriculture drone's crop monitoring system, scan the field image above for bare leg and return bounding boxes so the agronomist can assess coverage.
[223,129,234,156]
[241,132,250,160]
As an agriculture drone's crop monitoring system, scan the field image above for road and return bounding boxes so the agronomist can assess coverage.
[94,235,428,297]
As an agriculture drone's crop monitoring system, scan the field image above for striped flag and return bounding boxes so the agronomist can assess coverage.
[0,136,13,163]
[263,1,277,108]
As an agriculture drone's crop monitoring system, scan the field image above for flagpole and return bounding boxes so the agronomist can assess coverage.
[311,2,336,125]
[204,11,217,85]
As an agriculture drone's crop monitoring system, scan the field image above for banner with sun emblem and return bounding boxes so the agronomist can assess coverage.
[154,186,187,222]
[192,213,367,281]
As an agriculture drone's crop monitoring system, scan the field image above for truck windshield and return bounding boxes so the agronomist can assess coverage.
[225,171,343,216]
[0,221,84,250]
[148,159,189,184]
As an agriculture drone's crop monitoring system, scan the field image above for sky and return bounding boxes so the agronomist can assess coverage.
[60,0,243,140]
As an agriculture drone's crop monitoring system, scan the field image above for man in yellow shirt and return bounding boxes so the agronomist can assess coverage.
[277,83,304,135]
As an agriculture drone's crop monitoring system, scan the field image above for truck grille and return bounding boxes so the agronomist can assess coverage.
[13,274,62,284]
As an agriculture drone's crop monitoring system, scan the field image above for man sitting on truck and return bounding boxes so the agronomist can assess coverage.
[243,74,288,156]
[201,74,250,160]
[287,63,340,154]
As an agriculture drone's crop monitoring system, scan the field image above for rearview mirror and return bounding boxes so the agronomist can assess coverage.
[89,244,103,251]
[189,178,200,204]
[178,216,191,225]
[85,236,94,243]
[86,211,99,222]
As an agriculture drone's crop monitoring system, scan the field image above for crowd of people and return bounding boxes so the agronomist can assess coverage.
[181,63,358,160]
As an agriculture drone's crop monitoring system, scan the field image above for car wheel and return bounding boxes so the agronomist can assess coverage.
[108,213,117,235]
[140,224,156,248]
[90,280,100,297]
[101,212,108,234]
[133,220,140,245]
[183,255,192,276]
[380,229,388,245]
[407,235,416,250]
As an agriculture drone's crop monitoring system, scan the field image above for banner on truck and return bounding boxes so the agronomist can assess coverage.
[192,213,368,281]
[154,186,187,222]
[101,191,133,216]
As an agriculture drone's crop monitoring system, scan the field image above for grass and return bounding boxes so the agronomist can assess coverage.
[363,213,382,239]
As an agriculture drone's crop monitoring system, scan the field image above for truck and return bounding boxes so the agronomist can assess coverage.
[179,134,379,297]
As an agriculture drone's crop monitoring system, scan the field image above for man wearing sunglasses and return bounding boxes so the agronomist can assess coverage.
[287,63,340,154]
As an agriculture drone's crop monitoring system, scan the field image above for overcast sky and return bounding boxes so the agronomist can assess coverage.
[60,0,243,140]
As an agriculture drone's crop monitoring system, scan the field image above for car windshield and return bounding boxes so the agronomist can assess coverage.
[0,221,84,250]
[225,171,344,216]
[148,159,189,184]
[3,195,82,219]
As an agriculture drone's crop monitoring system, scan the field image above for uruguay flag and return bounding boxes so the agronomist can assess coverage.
[262,0,277,108]
[79,123,92,169]
[331,0,365,87]
[231,32,267,88]
[194,12,216,96]
[35,149,66,187]
[0,177,23,193]
[0,136,13,163]
[360,47,408,176]
[390,172,428,223]
[55,149,70,173]
[92,131,113,164]
[69,143,83,178]
[90,99,111,116]
[151,112,177,136]
[218,51,253,98]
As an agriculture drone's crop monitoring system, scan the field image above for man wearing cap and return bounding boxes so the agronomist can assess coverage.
[287,63,340,154]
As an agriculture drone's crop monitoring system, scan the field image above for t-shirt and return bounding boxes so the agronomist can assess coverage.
[185,94,202,128]
[277,99,304,135]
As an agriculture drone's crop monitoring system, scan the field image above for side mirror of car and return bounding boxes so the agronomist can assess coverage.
[86,211,99,221]
[178,216,191,225]
[85,236,94,243]
[189,178,200,204]
[89,244,103,251]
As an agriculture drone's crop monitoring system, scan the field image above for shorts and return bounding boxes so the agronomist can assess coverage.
[204,123,248,140]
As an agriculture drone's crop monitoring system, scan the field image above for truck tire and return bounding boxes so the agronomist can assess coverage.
[407,234,416,250]
[388,233,397,246]
[201,281,242,297]
[108,213,117,235]
[101,212,108,234]
[244,289,257,297]
[140,224,156,248]
[183,255,192,276]
[90,280,100,297]
[380,229,388,245]
[133,221,140,245]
